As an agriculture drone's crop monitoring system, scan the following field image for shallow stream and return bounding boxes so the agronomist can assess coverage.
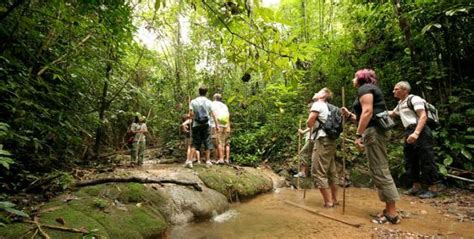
[166,187,473,238]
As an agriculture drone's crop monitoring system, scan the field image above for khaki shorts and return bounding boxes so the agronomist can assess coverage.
[311,137,338,188]
[363,127,399,202]
[216,129,230,146]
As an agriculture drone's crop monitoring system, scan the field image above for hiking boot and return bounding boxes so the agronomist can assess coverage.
[418,190,437,199]
[404,187,422,196]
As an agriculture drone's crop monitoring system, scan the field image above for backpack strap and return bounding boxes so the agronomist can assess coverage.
[406,95,415,112]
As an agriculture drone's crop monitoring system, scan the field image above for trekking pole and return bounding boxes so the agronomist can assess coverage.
[341,87,347,214]
[297,116,302,190]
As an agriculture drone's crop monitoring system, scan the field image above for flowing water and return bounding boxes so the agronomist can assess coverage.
[167,188,474,238]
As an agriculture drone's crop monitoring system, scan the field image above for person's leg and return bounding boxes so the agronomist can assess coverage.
[225,144,230,163]
[330,184,338,204]
[138,141,145,165]
[319,188,333,207]
[417,128,440,198]
[131,142,138,164]
[312,138,333,206]
[404,130,421,193]
[202,125,213,165]
[205,150,211,163]
[216,130,225,163]
[385,201,397,216]
[186,126,200,167]
[364,127,400,221]
[326,140,338,203]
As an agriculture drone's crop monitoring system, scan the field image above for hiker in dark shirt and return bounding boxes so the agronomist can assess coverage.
[341,69,400,224]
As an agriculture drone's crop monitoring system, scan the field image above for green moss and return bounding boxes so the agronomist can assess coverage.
[1,184,168,239]
[40,204,109,238]
[196,166,273,200]
[0,222,32,239]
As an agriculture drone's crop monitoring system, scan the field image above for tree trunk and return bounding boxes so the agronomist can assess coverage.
[392,0,424,95]
[93,63,111,160]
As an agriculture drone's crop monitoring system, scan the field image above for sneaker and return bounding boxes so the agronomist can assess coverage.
[404,187,422,196]
[293,172,306,178]
[206,160,213,166]
[184,161,193,168]
[224,160,230,164]
[217,159,225,164]
[418,190,437,199]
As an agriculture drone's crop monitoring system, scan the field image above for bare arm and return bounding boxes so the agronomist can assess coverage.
[212,111,220,132]
[307,111,319,129]
[356,94,374,135]
[406,109,427,144]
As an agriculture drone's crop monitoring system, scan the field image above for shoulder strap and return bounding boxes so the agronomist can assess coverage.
[407,95,415,112]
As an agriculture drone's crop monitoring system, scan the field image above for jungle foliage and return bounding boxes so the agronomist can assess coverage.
[0,0,472,194]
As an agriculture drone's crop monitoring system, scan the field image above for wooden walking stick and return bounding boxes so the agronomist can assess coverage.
[297,116,302,190]
[341,87,347,214]
[285,200,362,228]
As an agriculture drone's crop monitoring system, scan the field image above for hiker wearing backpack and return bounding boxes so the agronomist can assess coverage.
[341,69,400,224]
[306,87,340,208]
[389,81,441,199]
[185,86,219,168]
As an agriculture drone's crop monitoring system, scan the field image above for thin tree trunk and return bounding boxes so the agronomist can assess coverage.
[93,63,111,160]
[392,0,424,95]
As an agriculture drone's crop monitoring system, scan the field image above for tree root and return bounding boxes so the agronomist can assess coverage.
[73,176,202,191]
[24,219,88,235]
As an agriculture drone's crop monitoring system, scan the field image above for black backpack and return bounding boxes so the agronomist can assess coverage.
[194,104,209,124]
[317,103,343,140]
[407,95,440,129]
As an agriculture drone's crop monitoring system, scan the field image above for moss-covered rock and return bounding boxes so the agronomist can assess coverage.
[0,165,281,238]
[0,183,167,239]
[195,166,273,200]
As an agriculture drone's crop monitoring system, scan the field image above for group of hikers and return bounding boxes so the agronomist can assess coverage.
[181,86,231,168]
[127,68,442,225]
[127,86,231,168]
[299,68,441,224]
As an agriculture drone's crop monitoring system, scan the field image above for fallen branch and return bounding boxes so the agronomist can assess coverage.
[24,220,87,235]
[33,220,50,239]
[284,200,362,228]
[74,177,202,191]
[446,174,474,183]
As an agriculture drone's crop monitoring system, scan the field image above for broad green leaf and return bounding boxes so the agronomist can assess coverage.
[443,156,453,166]
[461,149,472,160]
[0,202,15,208]
[5,208,29,218]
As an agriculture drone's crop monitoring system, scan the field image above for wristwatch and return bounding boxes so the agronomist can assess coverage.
[356,133,363,139]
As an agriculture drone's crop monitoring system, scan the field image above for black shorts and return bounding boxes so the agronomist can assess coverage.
[191,124,213,150]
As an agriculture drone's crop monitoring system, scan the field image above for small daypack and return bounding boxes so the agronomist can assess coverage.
[407,95,440,129]
[317,103,343,140]
[194,104,209,124]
